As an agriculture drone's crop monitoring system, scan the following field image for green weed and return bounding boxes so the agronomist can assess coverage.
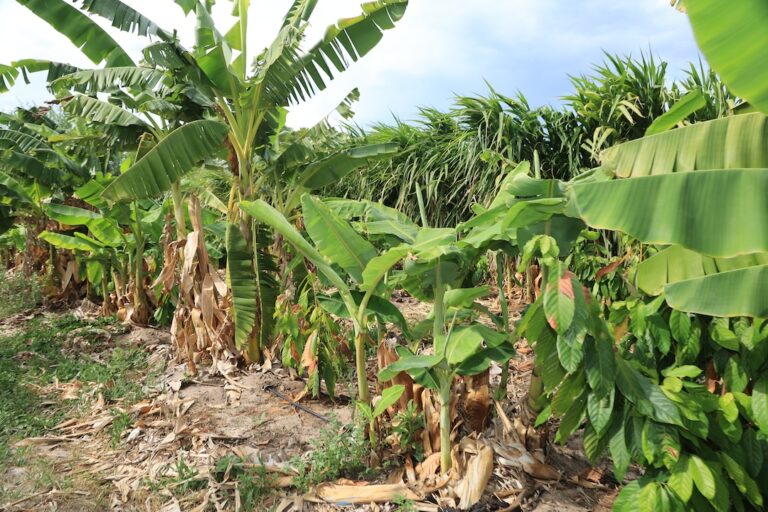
[291,420,372,492]
[215,455,275,508]
[393,495,417,512]
[108,409,133,447]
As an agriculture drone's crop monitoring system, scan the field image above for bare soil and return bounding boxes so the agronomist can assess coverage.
[0,296,621,511]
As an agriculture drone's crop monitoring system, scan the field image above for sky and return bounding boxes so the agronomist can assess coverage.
[0,0,703,129]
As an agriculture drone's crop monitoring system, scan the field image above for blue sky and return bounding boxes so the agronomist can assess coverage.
[0,0,702,128]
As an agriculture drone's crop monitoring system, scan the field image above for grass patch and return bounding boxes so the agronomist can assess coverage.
[291,420,373,492]
[0,314,148,460]
[0,272,41,317]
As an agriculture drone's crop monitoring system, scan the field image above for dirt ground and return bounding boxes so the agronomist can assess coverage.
[0,295,621,512]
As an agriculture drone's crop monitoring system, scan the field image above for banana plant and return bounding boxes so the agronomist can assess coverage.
[567,0,768,319]
[30,0,411,361]
[240,194,412,402]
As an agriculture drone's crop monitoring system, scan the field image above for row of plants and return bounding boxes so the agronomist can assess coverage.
[1,0,768,510]
[327,53,734,227]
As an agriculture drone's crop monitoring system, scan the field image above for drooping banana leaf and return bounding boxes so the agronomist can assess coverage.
[600,113,768,177]
[301,194,377,283]
[54,67,166,94]
[101,120,229,202]
[44,204,100,225]
[270,0,409,105]
[15,0,134,67]
[44,204,124,247]
[226,222,258,357]
[64,95,146,127]
[299,143,400,190]
[665,265,768,318]
[570,168,768,258]
[252,223,278,357]
[0,171,35,209]
[685,0,768,115]
[0,151,57,186]
[635,245,768,295]
[39,231,103,252]
[77,0,171,39]
[239,199,351,296]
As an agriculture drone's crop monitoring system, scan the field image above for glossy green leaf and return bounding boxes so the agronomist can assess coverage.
[102,120,228,202]
[584,336,615,398]
[600,113,768,178]
[686,0,768,114]
[301,194,377,283]
[587,388,614,437]
[372,384,405,417]
[689,455,716,500]
[669,456,694,502]
[645,88,706,136]
[615,358,681,425]
[664,265,768,317]
[16,0,134,67]
[572,169,768,258]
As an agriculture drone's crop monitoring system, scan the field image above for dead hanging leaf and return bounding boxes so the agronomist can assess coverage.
[316,482,420,504]
[461,371,490,433]
[181,230,200,296]
[208,264,228,296]
[301,330,319,377]
[200,274,216,327]
[377,338,414,412]
[455,443,494,509]
[595,259,624,281]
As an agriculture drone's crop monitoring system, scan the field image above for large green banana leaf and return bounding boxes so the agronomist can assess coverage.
[300,143,399,190]
[225,222,277,358]
[301,194,377,283]
[16,0,133,67]
[77,0,170,39]
[601,113,768,177]
[276,0,408,104]
[0,172,35,209]
[226,222,258,355]
[39,231,103,252]
[636,245,768,296]
[0,151,55,186]
[324,198,419,243]
[0,60,81,93]
[665,265,768,318]
[44,204,124,247]
[54,67,165,94]
[570,168,768,258]
[251,224,278,357]
[239,200,350,296]
[101,120,228,202]
[64,95,146,127]
[686,0,768,115]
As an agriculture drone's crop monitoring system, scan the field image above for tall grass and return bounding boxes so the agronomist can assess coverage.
[329,53,735,227]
